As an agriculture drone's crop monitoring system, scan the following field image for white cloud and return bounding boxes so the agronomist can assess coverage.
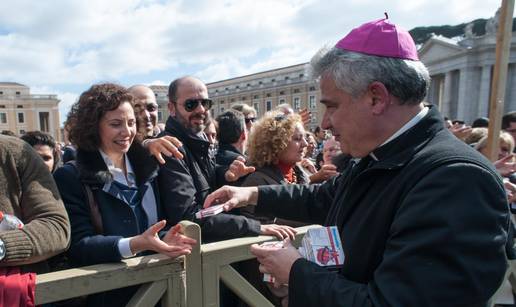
[0,0,503,123]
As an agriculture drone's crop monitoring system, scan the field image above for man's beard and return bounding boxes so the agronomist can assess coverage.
[175,111,206,135]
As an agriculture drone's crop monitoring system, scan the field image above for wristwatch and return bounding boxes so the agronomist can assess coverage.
[0,239,5,261]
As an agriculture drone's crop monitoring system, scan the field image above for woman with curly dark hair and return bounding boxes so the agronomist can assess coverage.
[53,83,195,307]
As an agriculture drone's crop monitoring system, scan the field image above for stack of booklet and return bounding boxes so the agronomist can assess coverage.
[195,204,225,219]
[299,226,344,267]
[262,226,344,283]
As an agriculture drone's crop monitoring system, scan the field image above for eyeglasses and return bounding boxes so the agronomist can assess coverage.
[184,98,213,112]
[245,117,256,124]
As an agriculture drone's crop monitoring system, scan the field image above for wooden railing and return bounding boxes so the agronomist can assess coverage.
[35,251,186,306]
[35,221,321,306]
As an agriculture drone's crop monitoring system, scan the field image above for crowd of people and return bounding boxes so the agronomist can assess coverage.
[0,16,514,307]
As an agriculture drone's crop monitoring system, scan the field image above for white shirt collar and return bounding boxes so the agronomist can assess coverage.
[98,149,136,186]
[369,106,429,161]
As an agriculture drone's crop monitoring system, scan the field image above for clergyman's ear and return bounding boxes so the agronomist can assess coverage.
[368,82,390,115]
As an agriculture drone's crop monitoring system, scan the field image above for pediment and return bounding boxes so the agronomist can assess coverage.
[419,38,465,63]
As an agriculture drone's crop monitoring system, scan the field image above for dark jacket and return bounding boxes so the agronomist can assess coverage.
[53,142,162,307]
[159,116,261,242]
[216,143,244,166]
[240,164,308,227]
[255,106,509,307]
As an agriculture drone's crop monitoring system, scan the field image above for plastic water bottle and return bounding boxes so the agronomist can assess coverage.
[0,211,24,231]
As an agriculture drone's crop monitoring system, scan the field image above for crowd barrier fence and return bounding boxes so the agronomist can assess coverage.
[35,221,320,307]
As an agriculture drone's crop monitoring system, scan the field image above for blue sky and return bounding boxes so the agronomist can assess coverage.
[0,0,502,124]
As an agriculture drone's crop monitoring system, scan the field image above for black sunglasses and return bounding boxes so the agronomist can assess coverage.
[244,117,256,124]
[184,98,213,112]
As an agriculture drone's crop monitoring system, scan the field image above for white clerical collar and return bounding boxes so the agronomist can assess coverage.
[369,106,429,161]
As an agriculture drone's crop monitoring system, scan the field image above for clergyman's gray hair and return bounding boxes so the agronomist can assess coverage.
[310,47,430,105]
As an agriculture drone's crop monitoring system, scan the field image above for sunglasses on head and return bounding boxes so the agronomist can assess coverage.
[245,117,256,124]
[184,98,213,112]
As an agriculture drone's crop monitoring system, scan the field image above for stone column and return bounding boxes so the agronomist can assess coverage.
[457,67,473,122]
[477,65,492,117]
[442,71,453,117]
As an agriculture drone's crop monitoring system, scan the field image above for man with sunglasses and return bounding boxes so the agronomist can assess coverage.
[158,76,296,242]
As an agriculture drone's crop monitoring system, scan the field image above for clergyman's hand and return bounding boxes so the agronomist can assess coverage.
[203,185,259,211]
[251,238,301,285]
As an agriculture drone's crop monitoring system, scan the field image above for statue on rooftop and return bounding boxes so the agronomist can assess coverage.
[485,7,500,36]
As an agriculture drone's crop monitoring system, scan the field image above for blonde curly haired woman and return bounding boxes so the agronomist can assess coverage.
[240,111,309,226]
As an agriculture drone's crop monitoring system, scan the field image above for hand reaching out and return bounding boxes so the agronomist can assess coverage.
[494,154,516,177]
[225,156,255,182]
[130,220,196,258]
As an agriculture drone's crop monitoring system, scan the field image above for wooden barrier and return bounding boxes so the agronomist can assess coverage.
[35,222,320,307]
[35,253,186,306]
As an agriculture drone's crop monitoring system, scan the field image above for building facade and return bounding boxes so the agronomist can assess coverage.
[149,65,325,132]
[149,85,169,125]
[0,82,61,141]
[420,20,516,124]
[206,63,324,132]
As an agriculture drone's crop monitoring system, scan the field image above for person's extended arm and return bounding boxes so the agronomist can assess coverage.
[204,174,340,225]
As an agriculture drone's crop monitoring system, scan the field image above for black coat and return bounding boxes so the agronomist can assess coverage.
[216,143,244,166]
[158,116,260,242]
[53,142,162,307]
[255,106,509,306]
